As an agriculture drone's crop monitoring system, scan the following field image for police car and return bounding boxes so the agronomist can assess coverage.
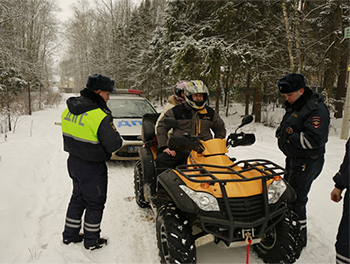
[107,89,157,161]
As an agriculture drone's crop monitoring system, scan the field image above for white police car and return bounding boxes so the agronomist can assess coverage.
[107,89,157,161]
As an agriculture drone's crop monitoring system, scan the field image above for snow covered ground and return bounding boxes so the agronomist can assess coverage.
[0,93,346,263]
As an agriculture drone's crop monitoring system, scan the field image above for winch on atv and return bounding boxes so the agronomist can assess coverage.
[134,113,303,264]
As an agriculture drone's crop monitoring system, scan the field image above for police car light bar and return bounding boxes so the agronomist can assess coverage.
[112,89,142,95]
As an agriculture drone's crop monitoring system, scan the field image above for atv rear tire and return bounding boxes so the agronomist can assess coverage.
[254,209,302,263]
[133,160,149,208]
[156,203,196,264]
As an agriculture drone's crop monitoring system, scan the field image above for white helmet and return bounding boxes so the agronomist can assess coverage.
[174,80,188,103]
[185,80,208,110]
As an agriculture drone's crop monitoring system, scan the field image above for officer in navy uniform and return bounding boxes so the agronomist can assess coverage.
[331,139,349,264]
[61,74,122,250]
[276,73,330,248]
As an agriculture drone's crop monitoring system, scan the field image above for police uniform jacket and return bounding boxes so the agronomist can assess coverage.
[276,87,330,159]
[61,88,122,162]
[333,139,349,191]
[156,102,226,149]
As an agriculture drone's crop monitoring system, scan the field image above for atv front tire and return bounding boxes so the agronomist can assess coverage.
[254,209,302,263]
[156,203,196,264]
[133,160,149,208]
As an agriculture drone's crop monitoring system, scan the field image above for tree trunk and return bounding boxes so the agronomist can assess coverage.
[334,39,349,118]
[245,71,251,116]
[215,67,221,113]
[323,2,342,100]
[28,82,32,116]
[225,69,230,117]
[253,74,262,123]
[294,0,303,72]
[281,1,295,73]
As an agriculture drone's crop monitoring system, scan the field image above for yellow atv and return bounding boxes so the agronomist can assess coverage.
[134,114,302,264]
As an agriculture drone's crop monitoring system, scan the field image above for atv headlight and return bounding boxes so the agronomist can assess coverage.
[268,179,287,204]
[179,185,220,211]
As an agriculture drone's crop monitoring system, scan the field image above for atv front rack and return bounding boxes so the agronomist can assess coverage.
[175,159,285,183]
[174,159,288,243]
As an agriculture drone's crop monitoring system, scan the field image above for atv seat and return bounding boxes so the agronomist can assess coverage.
[139,113,161,201]
[141,113,160,146]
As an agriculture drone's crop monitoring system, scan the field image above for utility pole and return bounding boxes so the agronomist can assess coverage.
[340,27,350,140]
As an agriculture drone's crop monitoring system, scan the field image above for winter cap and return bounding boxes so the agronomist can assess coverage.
[278,73,306,94]
[86,74,114,92]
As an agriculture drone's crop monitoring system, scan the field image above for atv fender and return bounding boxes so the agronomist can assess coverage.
[157,169,199,213]
[281,179,297,203]
[139,147,157,199]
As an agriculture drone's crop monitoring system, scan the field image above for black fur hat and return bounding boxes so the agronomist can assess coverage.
[86,74,114,92]
[278,73,306,94]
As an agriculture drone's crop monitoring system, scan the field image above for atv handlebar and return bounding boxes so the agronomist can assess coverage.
[166,114,255,152]
[226,132,256,148]
[168,133,205,153]
[226,115,255,148]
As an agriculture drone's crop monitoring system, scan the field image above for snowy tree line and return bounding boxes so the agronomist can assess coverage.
[0,0,62,135]
[0,0,60,119]
[0,0,349,125]
[61,0,349,123]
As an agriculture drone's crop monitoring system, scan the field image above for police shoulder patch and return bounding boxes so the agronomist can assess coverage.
[312,116,321,128]
[110,122,117,132]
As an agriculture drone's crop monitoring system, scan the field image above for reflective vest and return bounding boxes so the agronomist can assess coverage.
[61,108,107,144]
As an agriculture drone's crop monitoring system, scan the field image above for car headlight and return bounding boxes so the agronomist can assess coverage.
[179,185,220,211]
[268,179,287,204]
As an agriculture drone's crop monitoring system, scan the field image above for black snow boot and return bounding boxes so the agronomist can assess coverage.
[300,227,307,248]
[63,233,84,245]
[84,238,108,250]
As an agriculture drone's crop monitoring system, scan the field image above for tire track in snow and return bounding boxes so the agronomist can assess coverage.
[100,161,159,263]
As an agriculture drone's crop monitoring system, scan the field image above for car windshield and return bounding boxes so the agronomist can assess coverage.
[108,98,156,118]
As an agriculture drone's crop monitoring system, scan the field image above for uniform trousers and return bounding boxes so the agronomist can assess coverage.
[284,155,324,246]
[62,155,107,247]
[336,189,350,264]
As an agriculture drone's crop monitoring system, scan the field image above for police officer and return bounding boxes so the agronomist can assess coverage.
[61,74,122,250]
[276,73,330,248]
[330,139,349,264]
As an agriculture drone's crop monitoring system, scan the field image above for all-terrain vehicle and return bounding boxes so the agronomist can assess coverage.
[134,113,303,264]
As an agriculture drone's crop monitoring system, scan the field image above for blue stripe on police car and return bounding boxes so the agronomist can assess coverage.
[117,120,142,127]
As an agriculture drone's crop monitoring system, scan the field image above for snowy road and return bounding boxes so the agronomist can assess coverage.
[105,161,264,264]
[0,95,344,263]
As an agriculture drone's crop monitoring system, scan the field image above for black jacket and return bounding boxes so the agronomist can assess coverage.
[157,103,226,149]
[62,88,122,162]
[333,139,350,190]
[276,87,330,158]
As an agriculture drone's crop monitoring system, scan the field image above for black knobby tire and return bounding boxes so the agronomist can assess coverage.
[254,209,303,263]
[156,203,196,264]
[133,160,149,208]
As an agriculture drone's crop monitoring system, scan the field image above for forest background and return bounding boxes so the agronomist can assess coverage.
[0,0,349,130]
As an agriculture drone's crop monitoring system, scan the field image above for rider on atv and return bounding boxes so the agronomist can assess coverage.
[155,80,227,174]
[155,80,189,132]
